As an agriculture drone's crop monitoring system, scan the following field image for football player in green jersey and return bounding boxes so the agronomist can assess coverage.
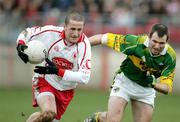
[84,24,176,122]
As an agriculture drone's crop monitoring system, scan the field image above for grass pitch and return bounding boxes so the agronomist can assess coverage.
[0,88,179,122]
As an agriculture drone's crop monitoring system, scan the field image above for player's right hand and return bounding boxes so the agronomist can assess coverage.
[146,75,157,88]
[16,44,29,63]
[34,58,58,74]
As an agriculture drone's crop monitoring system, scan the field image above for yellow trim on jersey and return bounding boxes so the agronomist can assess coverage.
[106,33,126,52]
[128,55,145,71]
[160,71,175,92]
[167,44,176,60]
[138,35,148,44]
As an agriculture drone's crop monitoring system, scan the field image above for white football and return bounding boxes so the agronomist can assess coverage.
[24,40,47,64]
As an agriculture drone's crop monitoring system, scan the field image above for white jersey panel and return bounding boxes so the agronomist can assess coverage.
[17,25,91,91]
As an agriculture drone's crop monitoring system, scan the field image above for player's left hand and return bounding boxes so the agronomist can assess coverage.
[34,58,58,74]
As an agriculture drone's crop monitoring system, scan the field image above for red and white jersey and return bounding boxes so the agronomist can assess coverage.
[17,25,91,91]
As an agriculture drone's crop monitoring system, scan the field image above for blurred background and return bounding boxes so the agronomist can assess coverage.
[0,0,180,122]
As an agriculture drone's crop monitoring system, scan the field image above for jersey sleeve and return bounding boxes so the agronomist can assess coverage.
[101,33,139,55]
[61,35,91,84]
[16,27,34,45]
[16,25,62,45]
[159,47,176,92]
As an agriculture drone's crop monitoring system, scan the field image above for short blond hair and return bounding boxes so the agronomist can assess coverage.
[65,11,85,25]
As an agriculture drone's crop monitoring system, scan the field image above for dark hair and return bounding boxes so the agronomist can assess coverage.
[149,24,169,41]
[65,11,85,25]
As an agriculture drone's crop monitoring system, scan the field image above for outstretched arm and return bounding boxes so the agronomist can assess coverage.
[89,34,103,46]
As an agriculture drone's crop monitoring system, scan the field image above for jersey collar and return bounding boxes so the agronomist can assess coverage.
[60,30,85,46]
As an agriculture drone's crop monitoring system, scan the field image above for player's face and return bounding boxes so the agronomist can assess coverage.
[149,32,167,56]
[64,19,84,43]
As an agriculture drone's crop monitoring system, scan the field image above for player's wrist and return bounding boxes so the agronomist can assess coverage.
[17,44,28,52]
[17,40,26,45]
[101,34,108,44]
[151,75,156,87]
[151,82,156,88]
[58,69,65,77]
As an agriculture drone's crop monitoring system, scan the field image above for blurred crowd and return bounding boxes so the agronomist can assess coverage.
[0,0,180,26]
[0,0,180,43]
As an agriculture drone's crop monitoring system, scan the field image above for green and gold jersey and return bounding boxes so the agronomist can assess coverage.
[103,33,176,91]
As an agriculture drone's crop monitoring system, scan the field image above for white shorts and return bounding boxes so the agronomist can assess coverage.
[110,73,156,107]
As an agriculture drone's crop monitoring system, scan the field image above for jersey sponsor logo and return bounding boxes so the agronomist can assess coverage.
[129,55,160,74]
[52,57,73,70]
[139,60,147,71]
